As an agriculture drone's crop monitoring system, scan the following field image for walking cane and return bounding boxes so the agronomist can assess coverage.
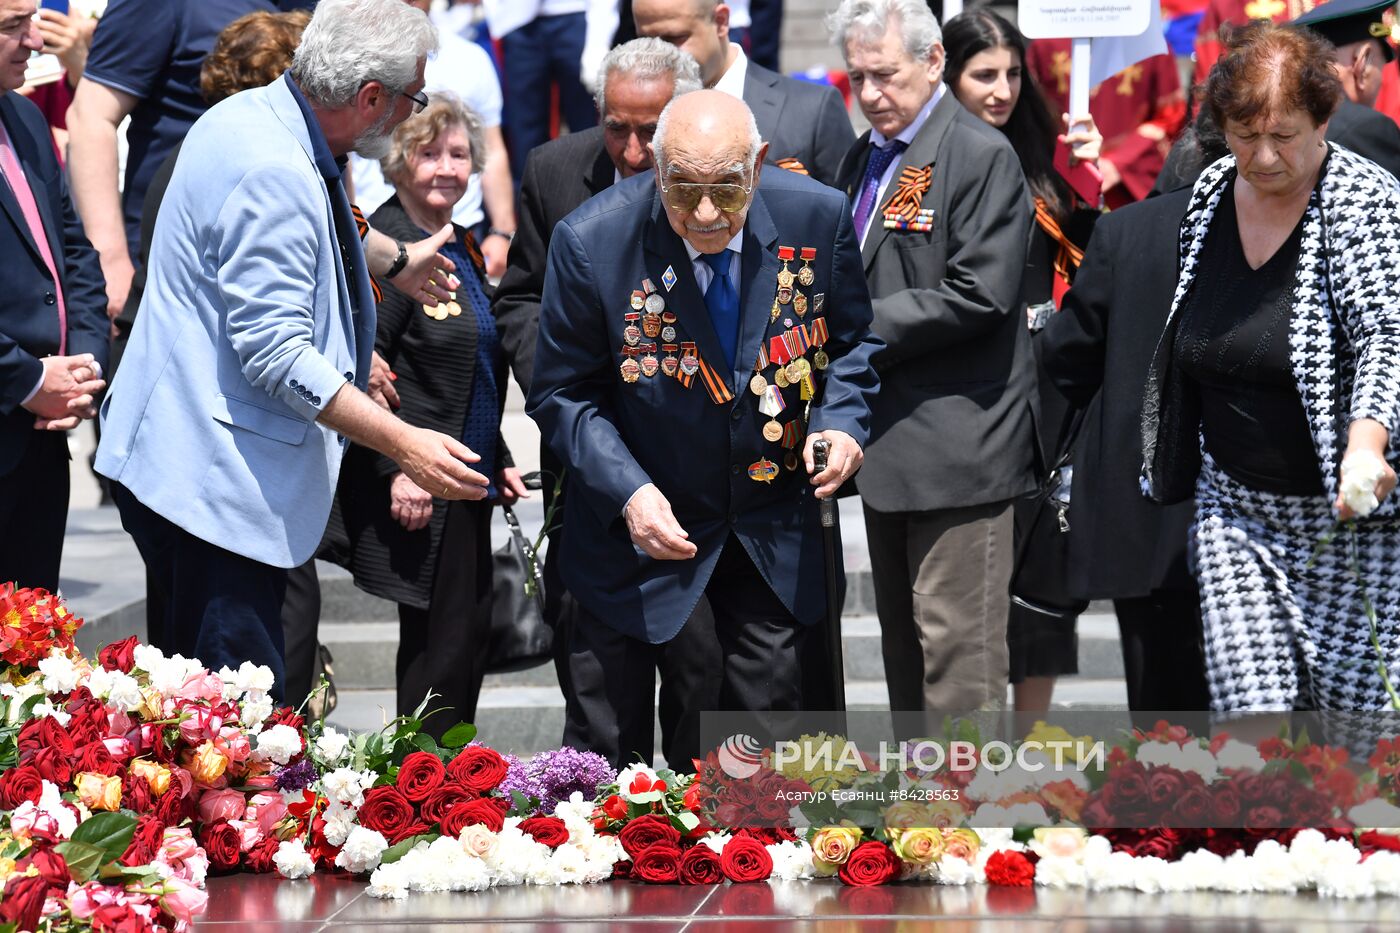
[812,439,846,711]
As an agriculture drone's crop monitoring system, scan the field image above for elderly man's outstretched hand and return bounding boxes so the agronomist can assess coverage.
[392,427,490,501]
[624,483,698,561]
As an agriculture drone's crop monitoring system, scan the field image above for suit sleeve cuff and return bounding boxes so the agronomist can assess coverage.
[21,365,45,407]
[277,353,350,421]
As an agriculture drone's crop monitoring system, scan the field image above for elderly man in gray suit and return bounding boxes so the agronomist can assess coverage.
[830,0,1036,712]
[634,0,853,186]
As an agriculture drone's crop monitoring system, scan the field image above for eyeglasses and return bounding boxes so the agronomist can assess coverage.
[660,181,753,214]
[403,89,429,114]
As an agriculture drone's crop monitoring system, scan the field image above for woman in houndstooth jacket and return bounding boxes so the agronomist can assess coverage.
[1142,21,1400,712]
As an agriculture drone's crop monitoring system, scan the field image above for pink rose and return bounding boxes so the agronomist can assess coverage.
[197,788,246,825]
[159,877,208,924]
[160,826,200,862]
[247,791,288,835]
[106,711,134,737]
[217,727,252,765]
[230,818,263,852]
[102,736,134,764]
[180,670,225,702]
[242,774,278,790]
[180,708,223,745]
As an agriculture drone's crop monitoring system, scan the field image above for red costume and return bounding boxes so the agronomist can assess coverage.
[1193,0,1321,84]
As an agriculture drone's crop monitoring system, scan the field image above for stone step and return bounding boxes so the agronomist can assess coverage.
[320,611,1125,690]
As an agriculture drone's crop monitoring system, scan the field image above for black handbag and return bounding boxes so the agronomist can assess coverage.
[1010,407,1090,620]
[486,504,553,674]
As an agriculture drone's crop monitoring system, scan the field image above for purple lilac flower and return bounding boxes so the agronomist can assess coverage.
[274,757,316,793]
[501,747,617,814]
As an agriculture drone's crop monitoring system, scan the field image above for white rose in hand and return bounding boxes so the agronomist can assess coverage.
[1339,451,1388,518]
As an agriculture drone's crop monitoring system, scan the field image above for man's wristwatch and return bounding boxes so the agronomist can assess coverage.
[385,240,409,279]
[487,228,515,242]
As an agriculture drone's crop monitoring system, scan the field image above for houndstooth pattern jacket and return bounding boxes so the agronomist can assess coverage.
[1141,144,1400,513]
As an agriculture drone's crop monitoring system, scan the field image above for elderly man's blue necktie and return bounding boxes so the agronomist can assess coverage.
[702,250,739,370]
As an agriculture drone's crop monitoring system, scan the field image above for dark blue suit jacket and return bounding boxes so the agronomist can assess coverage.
[0,93,108,477]
[527,169,882,643]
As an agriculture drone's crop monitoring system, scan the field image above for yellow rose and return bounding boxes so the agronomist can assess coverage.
[187,740,229,785]
[942,828,981,863]
[130,759,172,797]
[140,688,165,722]
[810,825,863,875]
[74,772,123,811]
[889,827,944,865]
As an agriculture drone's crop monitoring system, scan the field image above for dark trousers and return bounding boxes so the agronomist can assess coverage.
[111,482,287,700]
[501,13,597,182]
[280,560,322,711]
[397,498,494,740]
[563,535,805,771]
[541,444,721,767]
[1114,586,1211,711]
[0,432,69,592]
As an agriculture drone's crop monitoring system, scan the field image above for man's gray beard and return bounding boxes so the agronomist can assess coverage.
[352,107,397,160]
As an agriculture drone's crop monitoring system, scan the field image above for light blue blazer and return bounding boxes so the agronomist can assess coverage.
[96,76,376,568]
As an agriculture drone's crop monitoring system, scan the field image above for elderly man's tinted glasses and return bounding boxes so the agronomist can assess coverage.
[403,89,429,114]
[660,182,753,214]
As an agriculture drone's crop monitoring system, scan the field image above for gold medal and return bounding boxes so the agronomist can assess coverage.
[785,361,803,383]
[749,373,768,396]
[747,458,780,483]
[642,313,662,338]
[446,300,462,317]
[793,293,808,317]
[814,349,830,370]
[620,357,641,383]
[777,267,795,289]
[623,325,642,347]
[763,420,783,442]
[630,291,645,311]
[640,354,659,378]
[777,286,793,305]
[433,305,450,320]
[661,355,679,377]
[774,367,790,388]
[795,357,812,378]
[798,266,815,287]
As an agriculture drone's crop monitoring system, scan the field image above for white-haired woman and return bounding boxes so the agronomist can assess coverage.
[331,93,528,739]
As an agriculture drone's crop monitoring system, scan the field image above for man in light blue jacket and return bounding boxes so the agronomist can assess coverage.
[96,0,489,696]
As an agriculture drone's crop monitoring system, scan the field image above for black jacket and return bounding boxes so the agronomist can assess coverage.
[0,92,108,477]
[328,197,511,609]
[1038,189,1197,598]
[1326,97,1400,180]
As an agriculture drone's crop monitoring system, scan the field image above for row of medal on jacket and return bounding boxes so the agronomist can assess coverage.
[618,279,695,383]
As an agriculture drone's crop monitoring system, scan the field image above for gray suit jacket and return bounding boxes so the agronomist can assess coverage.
[744,61,854,188]
[836,90,1038,513]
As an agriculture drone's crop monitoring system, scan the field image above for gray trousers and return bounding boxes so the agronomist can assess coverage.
[864,500,1014,711]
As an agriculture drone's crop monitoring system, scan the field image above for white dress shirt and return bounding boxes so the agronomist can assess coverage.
[683,229,744,296]
[713,45,750,101]
[858,84,945,246]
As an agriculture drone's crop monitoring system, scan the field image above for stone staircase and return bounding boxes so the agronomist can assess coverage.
[319,497,1129,756]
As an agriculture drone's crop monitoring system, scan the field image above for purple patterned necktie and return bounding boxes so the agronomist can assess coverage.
[852,139,908,240]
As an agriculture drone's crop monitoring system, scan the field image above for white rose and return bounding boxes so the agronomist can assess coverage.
[1340,450,1388,518]
[273,840,316,880]
[460,823,499,859]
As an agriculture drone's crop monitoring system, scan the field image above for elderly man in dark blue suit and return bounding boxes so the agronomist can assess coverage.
[528,89,881,768]
[0,0,108,592]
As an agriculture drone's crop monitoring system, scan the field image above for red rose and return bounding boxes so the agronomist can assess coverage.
[719,835,773,883]
[245,835,281,873]
[1245,805,1284,830]
[0,765,44,809]
[421,782,476,823]
[92,903,143,932]
[619,815,681,859]
[612,859,633,879]
[157,783,196,826]
[73,742,121,778]
[756,793,791,823]
[390,821,433,846]
[0,873,47,930]
[1212,783,1242,825]
[1288,789,1331,827]
[682,783,703,813]
[679,844,723,884]
[266,707,306,731]
[738,826,798,846]
[602,794,627,821]
[357,786,415,839]
[33,717,74,760]
[98,635,139,673]
[1236,773,1270,806]
[396,751,447,803]
[121,771,153,814]
[441,799,506,836]
[984,850,1036,887]
[199,820,242,872]
[447,746,510,794]
[1127,829,1184,861]
[1172,785,1215,827]
[1148,768,1188,806]
[30,746,71,787]
[1360,831,1400,853]
[837,841,901,887]
[120,815,167,867]
[518,816,570,848]
[28,846,69,894]
[632,843,682,883]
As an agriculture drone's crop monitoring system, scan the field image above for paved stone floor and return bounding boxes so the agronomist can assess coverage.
[201,874,1395,931]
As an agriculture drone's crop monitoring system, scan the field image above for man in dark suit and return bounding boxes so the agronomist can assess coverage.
[494,38,712,767]
[633,0,854,186]
[1039,189,1211,714]
[527,89,881,769]
[0,0,109,592]
[1291,0,1400,179]
[831,0,1036,712]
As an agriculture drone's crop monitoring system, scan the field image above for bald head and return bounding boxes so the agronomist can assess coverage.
[651,90,767,254]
